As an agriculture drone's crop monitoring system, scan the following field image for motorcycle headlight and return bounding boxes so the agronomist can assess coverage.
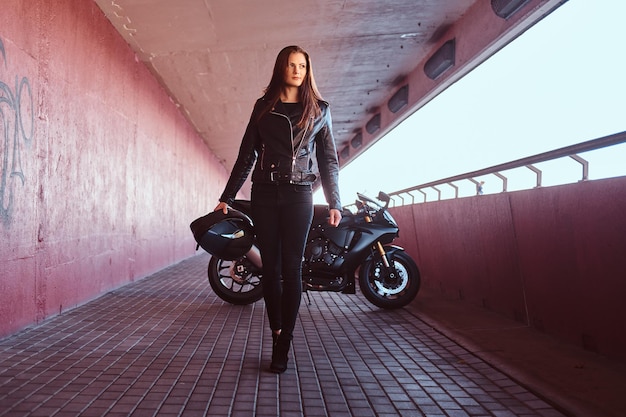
[382,210,397,226]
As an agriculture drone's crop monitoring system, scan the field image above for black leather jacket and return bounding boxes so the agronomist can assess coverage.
[220,97,342,210]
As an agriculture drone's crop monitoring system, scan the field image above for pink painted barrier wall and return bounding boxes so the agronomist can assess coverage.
[0,0,230,337]
[390,177,626,361]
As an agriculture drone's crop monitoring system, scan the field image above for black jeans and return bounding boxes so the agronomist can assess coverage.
[251,183,313,338]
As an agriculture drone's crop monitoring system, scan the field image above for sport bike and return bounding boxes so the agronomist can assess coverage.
[207,191,420,309]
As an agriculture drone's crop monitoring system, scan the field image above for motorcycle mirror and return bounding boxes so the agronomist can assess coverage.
[377,191,390,203]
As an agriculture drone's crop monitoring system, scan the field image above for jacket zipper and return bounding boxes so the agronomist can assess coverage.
[259,143,265,171]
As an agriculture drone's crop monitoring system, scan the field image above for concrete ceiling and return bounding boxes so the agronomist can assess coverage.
[94,0,564,175]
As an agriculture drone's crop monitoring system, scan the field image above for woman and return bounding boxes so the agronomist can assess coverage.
[215,45,342,373]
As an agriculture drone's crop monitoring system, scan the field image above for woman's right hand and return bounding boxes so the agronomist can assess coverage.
[214,201,229,214]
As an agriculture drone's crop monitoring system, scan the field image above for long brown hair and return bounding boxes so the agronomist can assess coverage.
[259,45,323,128]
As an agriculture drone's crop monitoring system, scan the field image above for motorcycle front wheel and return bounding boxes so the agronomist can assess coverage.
[207,256,263,305]
[358,250,420,309]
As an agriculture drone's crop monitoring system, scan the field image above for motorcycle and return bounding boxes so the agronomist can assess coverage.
[207,191,420,309]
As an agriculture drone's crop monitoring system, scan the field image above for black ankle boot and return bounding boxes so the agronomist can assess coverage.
[270,334,291,374]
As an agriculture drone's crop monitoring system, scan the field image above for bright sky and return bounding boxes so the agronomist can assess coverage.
[317,0,626,205]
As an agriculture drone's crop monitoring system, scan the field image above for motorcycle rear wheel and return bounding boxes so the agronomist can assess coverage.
[358,250,420,309]
[207,255,263,305]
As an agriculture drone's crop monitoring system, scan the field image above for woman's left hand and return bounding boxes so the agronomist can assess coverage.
[328,208,342,227]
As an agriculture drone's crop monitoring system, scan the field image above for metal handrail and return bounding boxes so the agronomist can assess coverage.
[388,130,626,207]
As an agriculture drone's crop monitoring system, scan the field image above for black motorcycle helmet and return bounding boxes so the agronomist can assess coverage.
[190,209,254,260]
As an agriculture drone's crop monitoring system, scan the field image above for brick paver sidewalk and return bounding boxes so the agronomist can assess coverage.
[0,253,566,416]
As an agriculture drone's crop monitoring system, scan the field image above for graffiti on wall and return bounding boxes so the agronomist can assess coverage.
[0,37,34,225]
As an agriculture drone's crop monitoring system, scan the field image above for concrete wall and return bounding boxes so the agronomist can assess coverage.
[0,0,229,337]
[390,177,626,361]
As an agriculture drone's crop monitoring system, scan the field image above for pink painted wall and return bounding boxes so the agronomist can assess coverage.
[390,177,626,361]
[0,0,230,337]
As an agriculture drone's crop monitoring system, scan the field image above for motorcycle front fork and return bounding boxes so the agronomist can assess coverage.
[375,241,391,268]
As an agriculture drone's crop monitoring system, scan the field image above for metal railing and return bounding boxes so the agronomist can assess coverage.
[388,130,626,207]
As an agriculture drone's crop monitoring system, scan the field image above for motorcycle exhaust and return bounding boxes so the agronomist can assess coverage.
[245,245,263,268]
